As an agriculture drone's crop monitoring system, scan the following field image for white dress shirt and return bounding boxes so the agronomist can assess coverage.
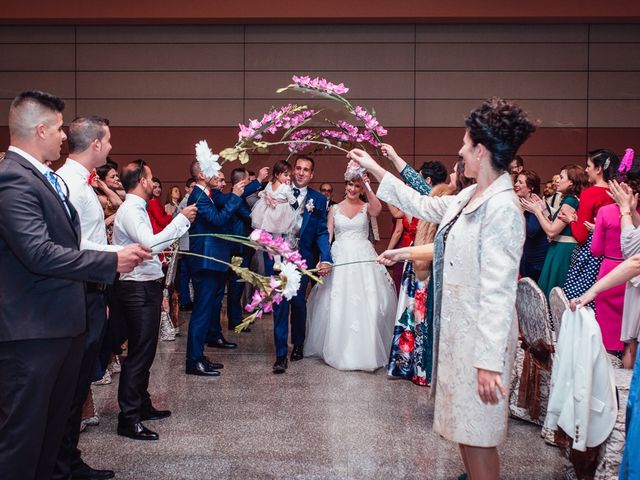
[114,193,191,281]
[291,185,308,236]
[178,193,190,251]
[56,158,121,252]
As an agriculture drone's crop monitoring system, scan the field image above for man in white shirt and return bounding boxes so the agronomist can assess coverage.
[178,177,196,311]
[112,159,197,441]
[55,116,128,480]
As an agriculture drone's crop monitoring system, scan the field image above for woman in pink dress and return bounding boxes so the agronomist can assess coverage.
[591,194,635,352]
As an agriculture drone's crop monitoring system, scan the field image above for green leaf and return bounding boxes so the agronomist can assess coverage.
[219,148,239,162]
[239,151,250,164]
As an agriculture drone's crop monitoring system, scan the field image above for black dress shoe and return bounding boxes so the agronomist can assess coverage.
[272,356,288,374]
[185,361,221,377]
[141,405,172,421]
[202,356,224,370]
[71,459,115,479]
[117,421,159,441]
[207,337,237,349]
[290,345,304,361]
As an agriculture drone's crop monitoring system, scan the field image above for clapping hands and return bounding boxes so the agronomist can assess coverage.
[608,179,638,212]
[519,193,547,214]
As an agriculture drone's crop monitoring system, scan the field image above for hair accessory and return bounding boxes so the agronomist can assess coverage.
[344,160,366,181]
[603,158,610,170]
[618,148,635,174]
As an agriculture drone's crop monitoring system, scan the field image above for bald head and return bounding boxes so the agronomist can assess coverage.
[8,91,65,141]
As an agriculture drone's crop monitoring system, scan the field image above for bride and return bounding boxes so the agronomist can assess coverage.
[305,173,397,371]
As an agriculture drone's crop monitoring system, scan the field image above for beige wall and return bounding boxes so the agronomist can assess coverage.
[1,23,640,243]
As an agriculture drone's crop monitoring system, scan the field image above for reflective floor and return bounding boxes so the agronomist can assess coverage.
[82,311,566,479]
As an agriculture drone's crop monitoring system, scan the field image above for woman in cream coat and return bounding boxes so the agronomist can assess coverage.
[349,98,536,480]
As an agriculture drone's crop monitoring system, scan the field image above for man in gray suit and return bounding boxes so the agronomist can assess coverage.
[0,91,150,480]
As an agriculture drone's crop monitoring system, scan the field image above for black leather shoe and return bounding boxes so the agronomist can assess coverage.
[185,361,221,377]
[71,460,115,479]
[290,345,304,361]
[141,405,172,421]
[272,356,288,374]
[202,356,224,370]
[117,421,159,441]
[207,337,237,349]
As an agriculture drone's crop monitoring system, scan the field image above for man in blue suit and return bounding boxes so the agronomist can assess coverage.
[211,167,268,332]
[266,156,332,374]
[185,160,247,376]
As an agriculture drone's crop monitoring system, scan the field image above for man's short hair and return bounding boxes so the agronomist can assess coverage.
[121,159,147,192]
[295,155,315,171]
[230,167,247,185]
[8,90,66,139]
[67,115,109,154]
[189,160,201,179]
[185,177,196,187]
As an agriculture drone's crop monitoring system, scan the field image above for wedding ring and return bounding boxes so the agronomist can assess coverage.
[575,298,582,305]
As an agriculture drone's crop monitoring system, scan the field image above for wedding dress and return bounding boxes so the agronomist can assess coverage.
[305,203,397,371]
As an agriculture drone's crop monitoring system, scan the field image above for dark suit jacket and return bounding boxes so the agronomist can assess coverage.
[212,189,252,255]
[0,150,118,342]
[187,186,242,272]
[297,188,332,266]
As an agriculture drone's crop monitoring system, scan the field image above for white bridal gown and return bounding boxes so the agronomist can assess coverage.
[305,203,397,371]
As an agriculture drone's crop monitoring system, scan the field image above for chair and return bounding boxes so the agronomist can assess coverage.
[509,278,555,426]
[549,287,569,340]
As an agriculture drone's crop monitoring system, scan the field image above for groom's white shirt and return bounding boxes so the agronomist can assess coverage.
[290,185,308,237]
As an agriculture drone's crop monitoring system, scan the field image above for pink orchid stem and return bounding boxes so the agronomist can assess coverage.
[243,140,350,154]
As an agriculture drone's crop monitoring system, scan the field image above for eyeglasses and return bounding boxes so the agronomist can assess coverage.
[320,188,332,193]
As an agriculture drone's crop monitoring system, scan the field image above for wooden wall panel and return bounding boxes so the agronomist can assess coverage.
[77,44,244,71]
[415,100,587,127]
[245,43,415,71]
[76,25,243,43]
[0,72,76,99]
[1,44,75,71]
[76,99,242,126]
[416,24,588,43]
[416,72,587,99]
[77,72,243,99]
[245,24,414,43]
[590,43,640,70]
[416,43,587,71]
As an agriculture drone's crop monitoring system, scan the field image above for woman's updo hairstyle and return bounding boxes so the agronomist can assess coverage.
[465,98,537,172]
[589,149,620,181]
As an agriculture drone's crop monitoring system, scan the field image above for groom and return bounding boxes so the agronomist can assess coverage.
[265,156,332,374]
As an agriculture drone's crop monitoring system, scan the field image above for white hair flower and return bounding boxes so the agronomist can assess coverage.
[195,140,221,178]
[279,262,302,300]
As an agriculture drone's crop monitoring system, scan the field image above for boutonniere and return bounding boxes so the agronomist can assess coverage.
[305,199,315,213]
[87,169,97,186]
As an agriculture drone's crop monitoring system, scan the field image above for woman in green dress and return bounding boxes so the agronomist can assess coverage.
[522,165,589,298]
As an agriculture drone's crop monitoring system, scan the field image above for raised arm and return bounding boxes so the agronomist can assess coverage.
[574,254,640,307]
[348,149,453,223]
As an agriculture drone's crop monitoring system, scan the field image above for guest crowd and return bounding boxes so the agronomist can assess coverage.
[0,89,638,480]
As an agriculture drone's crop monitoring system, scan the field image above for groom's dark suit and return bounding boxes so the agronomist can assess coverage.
[0,150,118,480]
[265,187,332,358]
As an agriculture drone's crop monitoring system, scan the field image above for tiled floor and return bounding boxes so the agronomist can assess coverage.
[82,312,566,479]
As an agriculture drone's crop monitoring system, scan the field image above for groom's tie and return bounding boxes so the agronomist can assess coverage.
[291,187,300,210]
